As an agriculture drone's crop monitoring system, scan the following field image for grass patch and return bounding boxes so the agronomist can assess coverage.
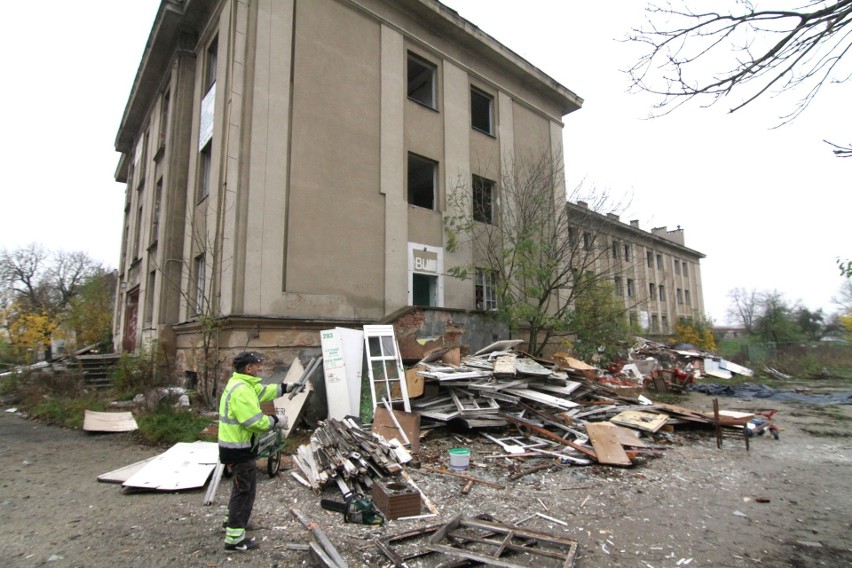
[646,390,689,405]
[29,397,109,429]
[133,402,216,446]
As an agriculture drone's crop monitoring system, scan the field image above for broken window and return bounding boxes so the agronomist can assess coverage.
[685,289,691,305]
[204,37,218,95]
[193,254,205,314]
[677,288,683,305]
[408,153,436,209]
[198,141,212,201]
[656,254,663,270]
[614,276,623,296]
[647,250,654,268]
[470,86,494,135]
[683,262,689,278]
[472,175,494,224]
[475,268,497,310]
[407,52,436,109]
[649,282,655,299]
[659,284,665,301]
[627,278,634,298]
[150,177,162,245]
[674,259,681,274]
[624,244,632,261]
[144,269,156,324]
[612,241,619,259]
[568,226,577,246]
[412,273,437,306]
[583,232,592,251]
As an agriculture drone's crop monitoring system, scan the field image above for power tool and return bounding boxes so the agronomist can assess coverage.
[320,493,385,526]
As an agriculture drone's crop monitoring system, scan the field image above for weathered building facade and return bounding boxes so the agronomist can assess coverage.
[112,0,582,377]
[112,0,705,381]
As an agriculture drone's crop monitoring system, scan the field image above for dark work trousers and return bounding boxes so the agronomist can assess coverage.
[227,461,257,530]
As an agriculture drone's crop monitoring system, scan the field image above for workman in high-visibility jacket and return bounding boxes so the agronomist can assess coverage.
[219,351,299,551]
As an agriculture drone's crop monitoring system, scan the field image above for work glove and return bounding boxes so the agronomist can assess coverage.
[283,382,304,394]
[270,414,288,431]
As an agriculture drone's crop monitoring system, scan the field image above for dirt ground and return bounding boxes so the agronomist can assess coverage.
[1,391,850,568]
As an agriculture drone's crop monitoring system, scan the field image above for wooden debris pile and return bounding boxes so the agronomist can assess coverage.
[291,416,412,492]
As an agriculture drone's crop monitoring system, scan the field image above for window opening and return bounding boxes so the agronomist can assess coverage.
[470,86,494,134]
[407,52,436,108]
[408,153,436,209]
[472,175,494,223]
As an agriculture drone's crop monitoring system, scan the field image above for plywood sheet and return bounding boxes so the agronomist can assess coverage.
[83,410,138,432]
[609,424,648,447]
[610,410,669,433]
[585,422,632,466]
[122,441,218,491]
[273,359,314,437]
[372,406,421,453]
[97,457,155,483]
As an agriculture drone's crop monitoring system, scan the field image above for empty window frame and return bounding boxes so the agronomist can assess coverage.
[193,254,206,314]
[612,241,619,260]
[204,37,218,94]
[472,175,494,223]
[470,86,494,135]
[475,268,497,310]
[647,250,654,268]
[364,325,411,412]
[659,284,665,301]
[150,178,162,245]
[674,259,681,275]
[627,278,634,298]
[198,141,212,201]
[623,244,632,262]
[676,288,683,304]
[583,232,592,251]
[649,283,655,299]
[144,270,156,324]
[661,315,669,334]
[651,314,659,332]
[159,89,170,149]
[408,153,437,209]
[656,254,663,270]
[683,262,689,278]
[407,52,436,109]
[685,289,691,305]
[614,276,623,296]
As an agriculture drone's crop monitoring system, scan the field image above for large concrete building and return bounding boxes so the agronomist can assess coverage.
[112,0,704,382]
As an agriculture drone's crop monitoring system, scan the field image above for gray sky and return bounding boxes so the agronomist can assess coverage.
[1,1,848,325]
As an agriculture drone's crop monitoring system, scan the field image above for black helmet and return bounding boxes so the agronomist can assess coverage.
[233,351,263,372]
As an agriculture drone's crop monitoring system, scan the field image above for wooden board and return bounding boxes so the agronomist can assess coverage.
[585,423,632,466]
[122,441,218,491]
[273,358,314,438]
[83,410,138,432]
[97,457,155,483]
[609,424,648,447]
[372,406,421,453]
[610,410,669,433]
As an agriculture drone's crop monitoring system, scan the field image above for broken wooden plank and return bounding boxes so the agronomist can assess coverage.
[585,423,632,466]
[83,410,138,432]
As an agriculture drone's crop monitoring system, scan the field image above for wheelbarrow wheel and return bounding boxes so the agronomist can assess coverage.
[267,445,282,477]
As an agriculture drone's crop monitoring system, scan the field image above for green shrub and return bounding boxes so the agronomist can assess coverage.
[29,396,107,429]
[134,402,214,446]
[113,347,170,397]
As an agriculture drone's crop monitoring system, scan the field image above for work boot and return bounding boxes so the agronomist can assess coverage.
[224,537,259,552]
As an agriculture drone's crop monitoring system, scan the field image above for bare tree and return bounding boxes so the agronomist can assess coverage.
[832,278,852,310]
[727,287,760,333]
[627,1,852,154]
[445,151,636,357]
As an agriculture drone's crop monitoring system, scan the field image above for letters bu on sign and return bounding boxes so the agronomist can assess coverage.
[412,250,438,273]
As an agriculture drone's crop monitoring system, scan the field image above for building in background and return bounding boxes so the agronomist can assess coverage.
[566,201,706,336]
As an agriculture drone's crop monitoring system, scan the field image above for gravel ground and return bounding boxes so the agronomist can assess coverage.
[1,391,850,568]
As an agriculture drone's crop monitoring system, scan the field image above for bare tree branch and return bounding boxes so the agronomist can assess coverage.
[627,0,852,127]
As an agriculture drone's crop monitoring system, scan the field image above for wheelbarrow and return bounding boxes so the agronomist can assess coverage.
[256,429,284,477]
